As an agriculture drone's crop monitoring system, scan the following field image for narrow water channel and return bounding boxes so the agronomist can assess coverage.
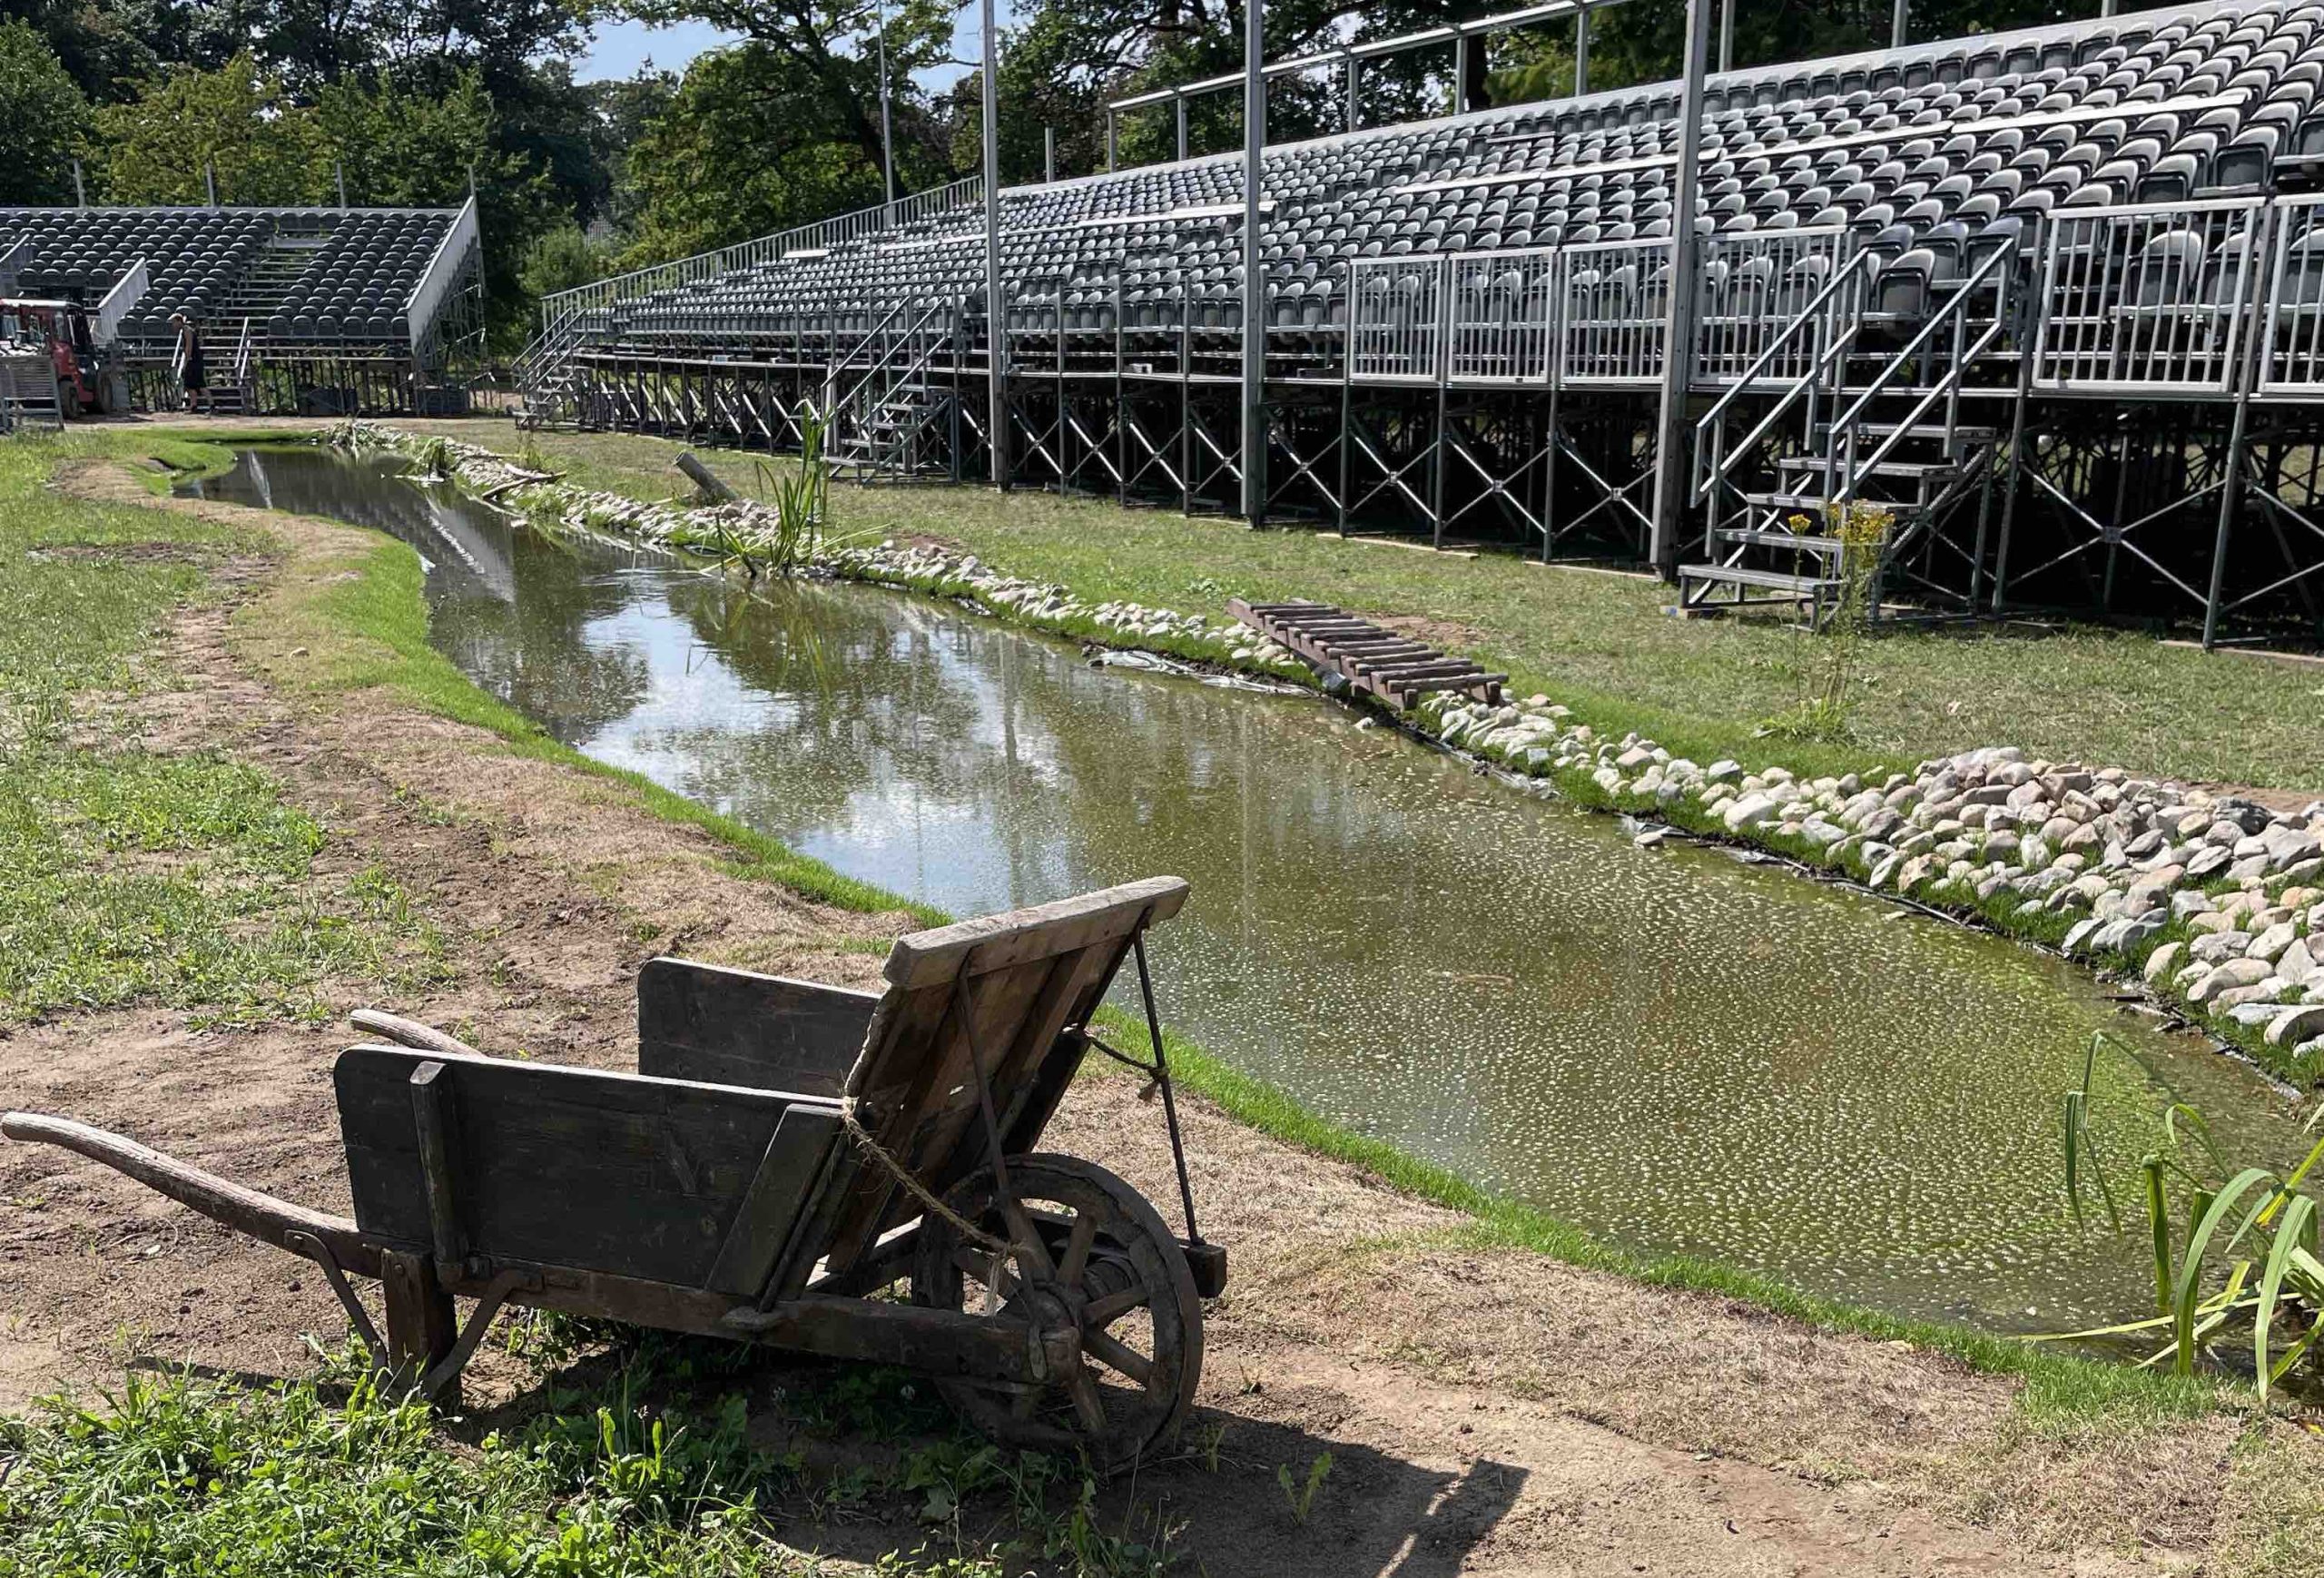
[183,446,2311,1340]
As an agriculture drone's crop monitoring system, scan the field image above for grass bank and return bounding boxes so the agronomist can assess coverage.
[402,420,2324,797]
[1,428,2301,1573]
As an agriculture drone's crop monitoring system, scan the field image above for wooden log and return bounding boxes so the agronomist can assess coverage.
[675,450,738,503]
[0,1111,380,1277]
[350,1009,482,1060]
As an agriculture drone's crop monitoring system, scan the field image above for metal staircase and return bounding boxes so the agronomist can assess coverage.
[1688,243,2018,626]
[513,313,590,429]
[821,298,959,482]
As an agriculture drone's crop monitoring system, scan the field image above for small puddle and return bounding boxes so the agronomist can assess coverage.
[183,446,2313,1342]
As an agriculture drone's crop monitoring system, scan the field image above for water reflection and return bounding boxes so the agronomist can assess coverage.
[184,448,2308,1336]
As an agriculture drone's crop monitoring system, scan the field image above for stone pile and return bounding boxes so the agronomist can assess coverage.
[1424,690,2324,1068]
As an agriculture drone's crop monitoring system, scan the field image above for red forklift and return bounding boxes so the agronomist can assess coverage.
[0,294,123,419]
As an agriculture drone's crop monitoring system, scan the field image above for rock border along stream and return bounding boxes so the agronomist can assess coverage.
[334,422,2324,1082]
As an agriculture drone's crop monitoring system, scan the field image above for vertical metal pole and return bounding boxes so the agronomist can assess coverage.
[1454,34,1470,115]
[877,0,896,210]
[336,163,347,209]
[1891,0,1907,48]
[1107,111,1118,172]
[1719,0,1734,74]
[1046,126,1057,183]
[72,158,84,207]
[205,163,217,206]
[1345,55,1360,133]
[1177,94,1189,162]
[1241,0,1267,523]
[981,0,1009,488]
[1649,0,1713,577]
[1575,5,1590,95]
[2101,0,2116,13]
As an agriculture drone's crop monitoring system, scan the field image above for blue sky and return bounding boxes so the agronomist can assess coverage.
[573,9,1005,90]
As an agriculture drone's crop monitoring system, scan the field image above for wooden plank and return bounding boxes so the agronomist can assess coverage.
[337,1046,833,1287]
[408,1061,463,1269]
[703,1103,843,1297]
[637,959,876,1095]
[873,876,1187,991]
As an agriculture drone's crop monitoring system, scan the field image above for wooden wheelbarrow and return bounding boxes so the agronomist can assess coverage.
[3,876,1226,1467]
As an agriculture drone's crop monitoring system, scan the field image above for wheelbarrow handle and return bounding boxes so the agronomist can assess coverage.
[1,1110,380,1278]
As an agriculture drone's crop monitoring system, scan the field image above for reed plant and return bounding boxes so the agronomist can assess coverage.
[2053,1034,2324,1399]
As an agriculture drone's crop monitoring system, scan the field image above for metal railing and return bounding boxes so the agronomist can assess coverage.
[2032,196,2264,397]
[1348,256,1445,382]
[405,197,480,354]
[2260,192,2324,398]
[0,238,25,296]
[1448,250,1558,385]
[1821,242,2016,503]
[1696,228,1856,386]
[1552,236,1671,389]
[91,258,149,347]
[1690,244,1881,549]
[534,176,984,338]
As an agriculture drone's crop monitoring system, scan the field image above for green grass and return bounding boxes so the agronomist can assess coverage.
[0,744,435,1024]
[399,419,2324,795]
[0,431,439,1024]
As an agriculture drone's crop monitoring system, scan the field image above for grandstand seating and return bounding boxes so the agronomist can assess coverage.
[0,205,475,380]
[555,0,2324,364]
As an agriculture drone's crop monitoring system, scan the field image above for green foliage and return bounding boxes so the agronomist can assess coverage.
[0,1371,801,1576]
[613,39,891,268]
[86,53,333,205]
[518,224,613,302]
[0,18,85,204]
[1757,500,1896,744]
[1277,1450,1333,1527]
[2058,1036,2324,1399]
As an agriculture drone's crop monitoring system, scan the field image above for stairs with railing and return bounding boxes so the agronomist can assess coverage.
[821,298,960,482]
[1687,242,2019,626]
[513,313,591,429]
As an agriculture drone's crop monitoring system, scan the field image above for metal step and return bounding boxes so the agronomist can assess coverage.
[1679,563,1842,596]
[1715,528,1846,555]
[1739,490,1929,516]
[1813,419,1994,446]
[1777,455,1960,482]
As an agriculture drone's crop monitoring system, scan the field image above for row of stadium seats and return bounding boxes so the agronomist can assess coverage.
[567,0,2324,363]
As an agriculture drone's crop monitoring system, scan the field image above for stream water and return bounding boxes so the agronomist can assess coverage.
[182,445,2312,1340]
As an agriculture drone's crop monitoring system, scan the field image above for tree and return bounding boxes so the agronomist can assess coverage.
[0,17,85,203]
[614,29,953,266]
[85,52,332,204]
[614,0,955,182]
[518,222,610,300]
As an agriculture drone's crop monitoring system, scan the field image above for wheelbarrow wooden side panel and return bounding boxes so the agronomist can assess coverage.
[635,960,878,1097]
[799,876,1191,1287]
[334,1046,843,1298]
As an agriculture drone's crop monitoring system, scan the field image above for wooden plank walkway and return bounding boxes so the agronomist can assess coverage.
[1227,598,1505,707]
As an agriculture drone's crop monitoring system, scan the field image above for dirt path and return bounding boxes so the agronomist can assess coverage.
[1,458,2311,1576]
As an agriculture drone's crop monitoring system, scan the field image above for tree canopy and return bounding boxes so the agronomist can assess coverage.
[0,15,86,204]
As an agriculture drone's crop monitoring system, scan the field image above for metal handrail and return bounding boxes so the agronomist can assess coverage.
[1823,242,2015,500]
[1691,246,1879,502]
[823,297,952,419]
[536,176,985,334]
[92,259,149,347]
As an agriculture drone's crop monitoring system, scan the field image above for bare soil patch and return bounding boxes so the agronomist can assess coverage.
[1,459,2313,1574]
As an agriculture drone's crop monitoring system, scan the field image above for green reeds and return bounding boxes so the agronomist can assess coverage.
[2053,1033,2324,1399]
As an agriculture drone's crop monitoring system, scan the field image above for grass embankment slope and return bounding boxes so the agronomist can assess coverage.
[401,420,2324,798]
[0,424,2319,1575]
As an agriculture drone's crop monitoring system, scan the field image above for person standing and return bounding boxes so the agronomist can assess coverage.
[172,311,206,414]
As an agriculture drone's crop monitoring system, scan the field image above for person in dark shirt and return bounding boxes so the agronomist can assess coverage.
[172,312,206,413]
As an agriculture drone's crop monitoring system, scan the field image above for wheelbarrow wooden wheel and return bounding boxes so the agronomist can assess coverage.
[911,1153,1203,1471]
